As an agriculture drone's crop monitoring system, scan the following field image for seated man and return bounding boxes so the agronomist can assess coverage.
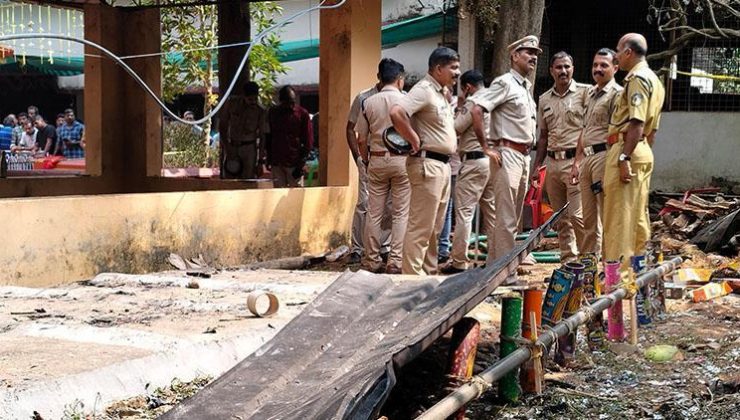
[10,121,38,153]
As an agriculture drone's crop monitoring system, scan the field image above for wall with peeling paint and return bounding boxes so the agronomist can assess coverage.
[1,187,352,287]
[652,112,740,192]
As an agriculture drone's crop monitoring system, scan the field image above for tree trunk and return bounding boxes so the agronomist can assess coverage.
[491,0,545,83]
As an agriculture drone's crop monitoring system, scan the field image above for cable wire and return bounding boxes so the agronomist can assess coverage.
[0,0,347,125]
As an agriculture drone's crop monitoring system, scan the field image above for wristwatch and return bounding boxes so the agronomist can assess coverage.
[618,153,631,162]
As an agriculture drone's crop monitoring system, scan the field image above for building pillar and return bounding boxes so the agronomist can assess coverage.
[319,0,381,187]
[457,12,479,72]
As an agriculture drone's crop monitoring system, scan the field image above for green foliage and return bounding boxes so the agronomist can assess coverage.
[249,2,289,105]
[713,48,740,94]
[162,122,213,168]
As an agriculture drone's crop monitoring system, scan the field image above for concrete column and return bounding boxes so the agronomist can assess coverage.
[318,0,381,186]
[457,12,479,71]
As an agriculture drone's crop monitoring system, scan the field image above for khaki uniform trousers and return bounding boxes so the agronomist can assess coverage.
[488,147,530,264]
[603,140,653,286]
[579,151,607,255]
[272,165,301,188]
[402,157,451,275]
[351,157,391,256]
[363,155,410,270]
[236,141,258,179]
[450,157,495,270]
[545,157,585,262]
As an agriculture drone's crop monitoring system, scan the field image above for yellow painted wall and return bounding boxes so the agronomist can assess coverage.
[0,186,353,287]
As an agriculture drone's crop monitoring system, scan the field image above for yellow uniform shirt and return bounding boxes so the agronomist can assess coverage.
[582,78,623,147]
[398,74,457,155]
[537,80,589,150]
[608,61,665,138]
[454,89,492,153]
[354,86,406,152]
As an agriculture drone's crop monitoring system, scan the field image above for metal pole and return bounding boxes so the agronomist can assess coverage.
[415,257,682,420]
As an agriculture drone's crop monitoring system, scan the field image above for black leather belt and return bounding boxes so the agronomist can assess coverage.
[463,151,486,160]
[547,148,577,160]
[583,142,608,157]
[411,150,450,163]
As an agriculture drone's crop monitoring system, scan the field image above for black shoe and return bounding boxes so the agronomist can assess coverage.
[438,254,450,264]
[348,252,361,264]
[380,251,390,263]
[440,265,465,275]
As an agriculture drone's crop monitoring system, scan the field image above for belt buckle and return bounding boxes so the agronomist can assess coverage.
[583,146,594,157]
[555,151,566,160]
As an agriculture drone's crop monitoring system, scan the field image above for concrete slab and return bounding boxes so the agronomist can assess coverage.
[0,268,342,419]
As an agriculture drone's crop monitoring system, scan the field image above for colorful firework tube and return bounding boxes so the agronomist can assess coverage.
[520,289,544,394]
[632,255,652,325]
[447,317,481,420]
[556,262,585,366]
[499,295,523,403]
[605,260,625,341]
[581,255,606,351]
[541,268,575,328]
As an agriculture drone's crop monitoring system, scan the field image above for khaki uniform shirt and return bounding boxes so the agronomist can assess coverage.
[224,96,268,143]
[608,61,665,138]
[348,85,380,127]
[476,69,537,145]
[454,89,492,153]
[354,86,406,152]
[226,96,270,145]
[582,78,623,147]
[538,80,589,151]
[398,74,456,155]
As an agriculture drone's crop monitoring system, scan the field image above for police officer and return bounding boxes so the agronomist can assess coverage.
[354,58,410,274]
[390,47,460,275]
[532,51,588,262]
[346,66,391,264]
[441,70,495,274]
[603,33,665,293]
[221,81,267,179]
[571,48,623,256]
[476,36,540,268]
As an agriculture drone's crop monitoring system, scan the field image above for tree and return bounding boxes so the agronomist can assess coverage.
[461,0,546,81]
[646,0,740,66]
[161,0,217,166]
[160,1,288,168]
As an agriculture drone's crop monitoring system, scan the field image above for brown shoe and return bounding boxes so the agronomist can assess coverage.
[385,265,402,275]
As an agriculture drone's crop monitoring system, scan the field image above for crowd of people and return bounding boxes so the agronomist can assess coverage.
[0,106,86,159]
[345,32,665,292]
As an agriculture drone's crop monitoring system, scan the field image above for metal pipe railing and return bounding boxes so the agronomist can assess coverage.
[416,257,682,420]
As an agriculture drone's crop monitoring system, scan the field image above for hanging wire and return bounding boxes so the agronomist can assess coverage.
[0,0,348,125]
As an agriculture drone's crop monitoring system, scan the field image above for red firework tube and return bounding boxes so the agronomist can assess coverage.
[446,317,481,420]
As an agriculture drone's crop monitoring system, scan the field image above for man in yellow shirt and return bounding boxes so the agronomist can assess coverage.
[603,33,665,292]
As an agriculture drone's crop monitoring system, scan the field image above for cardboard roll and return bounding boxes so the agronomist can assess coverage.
[246,292,279,317]
[383,127,414,155]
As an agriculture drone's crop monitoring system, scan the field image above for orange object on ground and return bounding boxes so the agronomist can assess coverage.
[520,289,544,394]
[689,282,732,302]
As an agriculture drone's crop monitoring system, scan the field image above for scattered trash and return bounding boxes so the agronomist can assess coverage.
[185,280,200,289]
[203,326,217,334]
[168,253,189,271]
[326,245,350,262]
[687,281,732,302]
[645,345,684,362]
[672,268,713,284]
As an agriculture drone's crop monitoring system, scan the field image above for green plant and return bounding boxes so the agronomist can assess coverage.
[249,2,289,106]
[162,122,212,168]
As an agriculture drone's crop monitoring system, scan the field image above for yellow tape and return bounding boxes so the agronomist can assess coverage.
[675,70,740,82]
